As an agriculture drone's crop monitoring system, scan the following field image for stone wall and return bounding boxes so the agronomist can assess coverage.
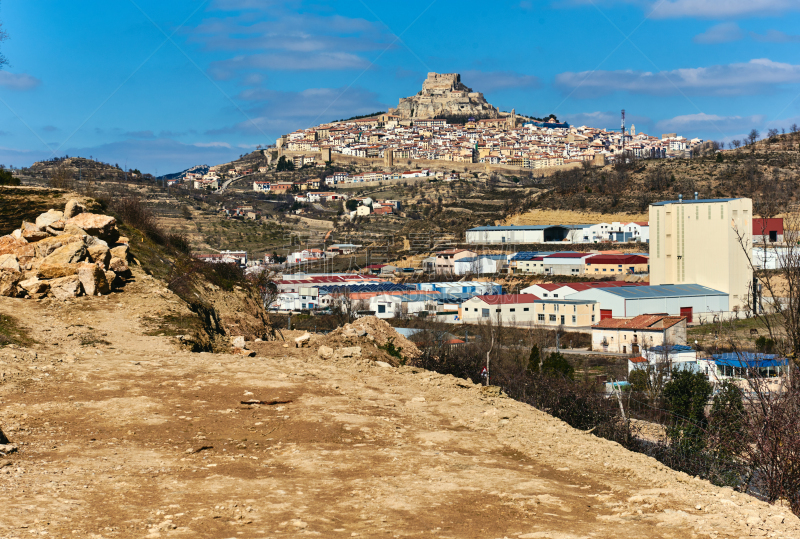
[278,150,582,177]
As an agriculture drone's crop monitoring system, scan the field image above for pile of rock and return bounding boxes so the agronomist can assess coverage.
[0,199,132,299]
[311,316,422,366]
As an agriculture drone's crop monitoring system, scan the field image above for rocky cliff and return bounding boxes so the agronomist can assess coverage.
[389,72,500,120]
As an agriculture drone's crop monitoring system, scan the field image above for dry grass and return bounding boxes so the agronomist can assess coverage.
[505,208,648,226]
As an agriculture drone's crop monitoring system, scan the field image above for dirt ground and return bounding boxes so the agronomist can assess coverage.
[1,271,799,538]
[505,209,648,226]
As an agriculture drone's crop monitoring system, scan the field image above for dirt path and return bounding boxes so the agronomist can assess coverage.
[0,275,798,538]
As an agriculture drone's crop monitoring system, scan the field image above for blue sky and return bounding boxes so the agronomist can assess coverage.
[2,0,800,174]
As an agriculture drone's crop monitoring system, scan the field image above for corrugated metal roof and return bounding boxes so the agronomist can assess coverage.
[651,198,738,206]
[712,353,787,368]
[475,294,539,304]
[588,284,727,299]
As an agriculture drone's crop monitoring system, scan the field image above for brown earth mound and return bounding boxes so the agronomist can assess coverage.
[310,316,421,366]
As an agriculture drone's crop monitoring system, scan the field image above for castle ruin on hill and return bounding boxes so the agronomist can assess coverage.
[388,73,500,120]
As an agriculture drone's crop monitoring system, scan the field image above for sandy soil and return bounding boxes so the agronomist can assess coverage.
[1,272,799,538]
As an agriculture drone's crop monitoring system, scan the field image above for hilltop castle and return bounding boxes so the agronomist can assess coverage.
[388,73,499,120]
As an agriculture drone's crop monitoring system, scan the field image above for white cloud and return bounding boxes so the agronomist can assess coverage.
[208,86,387,137]
[0,72,41,91]
[210,51,370,78]
[193,141,232,148]
[555,58,800,97]
[190,12,390,81]
[563,0,800,19]
[656,113,765,133]
[460,70,540,94]
[693,23,744,44]
[649,0,800,19]
[751,29,800,42]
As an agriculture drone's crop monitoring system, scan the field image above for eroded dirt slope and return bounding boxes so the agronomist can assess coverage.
[0,274,798,538]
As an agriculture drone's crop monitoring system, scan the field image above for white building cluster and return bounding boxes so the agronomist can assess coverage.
[282,116,700,169]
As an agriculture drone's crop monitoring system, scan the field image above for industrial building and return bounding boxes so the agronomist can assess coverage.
[568,284,729,323]
[466,225,587,245]
[584,254,649,275]
[458,294,598,327]
[752,218,784,244]
[649,197,752,309]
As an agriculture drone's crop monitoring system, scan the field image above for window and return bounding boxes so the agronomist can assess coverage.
[592,315,595,322]
[560,315,565,324]
[573,305,577,312]
[554,294,558,298]
[572,315,576,323]
[378,305,386,314]
[538,314,545,321]
[496,309,501,313]
[510,308,515,312]
[524,308,529,312]
[549,314,556,322]
[482,309,489,318]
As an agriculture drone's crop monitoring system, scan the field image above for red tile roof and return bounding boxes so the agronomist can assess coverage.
[593,314,686,330]
[476,294,540,305]
[630,356,648,364]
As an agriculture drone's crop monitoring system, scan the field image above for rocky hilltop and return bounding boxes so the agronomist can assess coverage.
[389,72,500,119]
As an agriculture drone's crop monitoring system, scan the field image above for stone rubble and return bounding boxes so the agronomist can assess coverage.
[0,199,131,299]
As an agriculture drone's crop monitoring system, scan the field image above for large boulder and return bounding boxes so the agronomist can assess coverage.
[109,244,129,261]
[64,199,85,219]
[43,241,86,265]
[0,254,20,272]
[0,235,26,256]
[20,222,48,243]
[49,275,83,300]
[19,277,49,299]
[78,263,109,296]
[14,243,36,267]
[0,269,22,297]
[37,263,81,280]
[10,229,27,243]
[87,244,111,267]
[104,270,121,290]
[66,213,118,242]
[109,257,130,276]
[44,221,66,235]
[63,224,88,237]
[35,210,64,230]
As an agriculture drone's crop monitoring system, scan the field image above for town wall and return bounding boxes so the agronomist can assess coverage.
[278,150,582,177]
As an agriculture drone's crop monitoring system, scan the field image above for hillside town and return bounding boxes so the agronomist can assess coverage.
[277,74,701,169]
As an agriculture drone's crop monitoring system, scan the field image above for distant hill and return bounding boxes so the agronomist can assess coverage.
[158,164,210,181]
[23,157,126,182]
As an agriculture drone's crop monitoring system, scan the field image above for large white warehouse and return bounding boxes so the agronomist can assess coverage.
[466,225,588,245]
[568,284,729,323]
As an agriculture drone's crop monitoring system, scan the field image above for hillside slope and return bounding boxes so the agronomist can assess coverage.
[0,277,798,537]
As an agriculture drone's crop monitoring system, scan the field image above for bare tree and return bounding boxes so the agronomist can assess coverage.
[736,212,800,362]
[732,139,741,150]
[0,20,8,70]
[748,129,760,150]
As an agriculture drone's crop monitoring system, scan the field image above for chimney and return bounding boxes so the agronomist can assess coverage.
[679,194,683,203]
[694,192,699,200]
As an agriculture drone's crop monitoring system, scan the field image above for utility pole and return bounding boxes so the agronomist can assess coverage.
[621,109,626,163]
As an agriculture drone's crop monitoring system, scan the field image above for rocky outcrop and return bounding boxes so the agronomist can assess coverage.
[388,72,499,120]
[0,199,132,299]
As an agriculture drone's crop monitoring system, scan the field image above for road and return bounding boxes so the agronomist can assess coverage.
[215,173,253,194]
